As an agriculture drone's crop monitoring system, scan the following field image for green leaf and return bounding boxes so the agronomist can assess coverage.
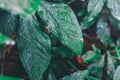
[107,0,120,20]
[87,76,100,80]
[80,0,104,30]
[0,75,22,80]
[17,16,51,80]
[107,51,115,78]
[0,33,15,45]
[88,55,105,78]
[108,15,120,30]
[38,1,83,56]
[0,9,17,58]
[60,70,89,80]
[0,0,41,18]
[96,17,111,46]
[113,66,120,80]
[82,50,101,63]
[47,69,57,80]
[116,37,120,47]
[52,46,75,59]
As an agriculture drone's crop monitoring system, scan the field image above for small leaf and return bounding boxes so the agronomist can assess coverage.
[107,51,115,78]
[96,17,111,46]
[80,0,104,30]
[82,50,101,63]
[88,55,105,78]
[116,37,120,47]
[108,15,120,30]
[0,33,15,45]
[60,70,89,80]
[0,0,41,18]
[17,16,51,80]
[87,76,100,80]
[107,0,120,20]
[38,1,83,56]
[113,66,120,80]
[0,75,22,80]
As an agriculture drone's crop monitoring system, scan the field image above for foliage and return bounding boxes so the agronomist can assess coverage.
[0,0,120,80]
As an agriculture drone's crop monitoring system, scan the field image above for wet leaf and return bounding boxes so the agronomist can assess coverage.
[108,15,120,30]
[96,17,111,46]
[17,16,51,80]
[113,66,120,80]
[38,1,83,56]
[80,0,104,30]
[60,70,89,80]
[88,55,105,78]
[107,0,120,20]
[82,50,101,63]
[0,9,17,59]
[107,51,115,78]
[87,76,100,80]
[0,0,41,18]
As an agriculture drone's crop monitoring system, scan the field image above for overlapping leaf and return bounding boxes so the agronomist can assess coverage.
[0,9,17,58]
[97,17,111,46]
[60,70,89,80]
[0,0,41,18]
[17,16,51,80]
[80,0,104,30]
[107,0,120,20]
[38,1,83,56]
[113,66,120,80]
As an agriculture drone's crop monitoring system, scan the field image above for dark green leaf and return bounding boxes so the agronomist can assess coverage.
[88,55,105,78]
[0,9,17,58]
[80,0,104,30]
[96,17,110,46]
[0,75,22,80]
[52,46,75,59]
[17,16,51,80]
[38,1,83,56]
[47,69,57,80]
[107,51,115,78]
[87,76,100,80]
[113,66,120,80]
[108,15,120,30]
[60,70,89,80]
[107,0,120,20]
[0,0,41,18]
[82,50,101,63]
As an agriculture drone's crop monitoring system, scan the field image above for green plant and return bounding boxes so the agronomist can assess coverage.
[0,0,120,80]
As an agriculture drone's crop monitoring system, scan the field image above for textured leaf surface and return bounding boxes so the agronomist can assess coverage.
[80,0,104,30]
[107,52,115,78]
[61,70,89,80]
[87,76,100,80]
[17,16,51,80]
[0,9,17,58]
[88,55,105,78]
[107,0,120,20]
[38,1,83,56]
[82,50,101,63]
[97,17,110,46]
[113,66,120,80]
[0,0,41,18]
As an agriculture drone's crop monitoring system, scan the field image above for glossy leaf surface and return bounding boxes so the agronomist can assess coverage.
[17,16,51,80]
[38,1,83,56]
[61,70,89,80]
